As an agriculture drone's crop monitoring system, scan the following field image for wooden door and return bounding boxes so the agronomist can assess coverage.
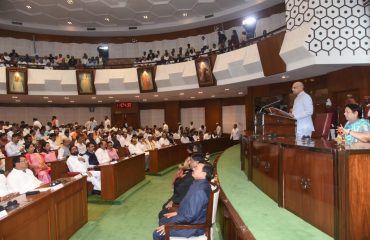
[334,89,360,126]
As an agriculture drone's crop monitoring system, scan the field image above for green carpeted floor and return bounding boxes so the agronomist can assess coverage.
[217,145,333,240]
[71,154,222,240]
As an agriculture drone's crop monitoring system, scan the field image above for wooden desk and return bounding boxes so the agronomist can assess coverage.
[0,176,87,239]
[47,159,68,181]
[247,137,370,239]
[100,154,146,200]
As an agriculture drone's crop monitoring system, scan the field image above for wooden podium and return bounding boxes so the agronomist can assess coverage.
[254,107,296,137]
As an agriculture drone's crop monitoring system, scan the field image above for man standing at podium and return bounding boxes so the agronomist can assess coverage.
[290,82,314,139]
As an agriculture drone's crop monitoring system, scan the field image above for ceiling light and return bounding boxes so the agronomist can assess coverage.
[104,17,110,22]
[64,97,69,100]
[11,96,18,99]
[211,95,215,98]
[143,98,147,102]
[98,100,102,103]
[154,94,159,97]
[108,96,114,99]
[135,95,140,98]
[190,96,195,99]
[242,17,256,26]
[143,15,148,19]
[238,92,243,95]
[67,21,72,25]
[70,100,75,103]
[164,98,168,101]
[47,100,53,103]
[26,5,32,9]
[15,100,21,102]
[91,96,96,99]
[182,13,188,17]
[66,0,74,4]
[43,96,49,99]
[225,88,230,91]
[179,92,184,95]
[198,91,203,94]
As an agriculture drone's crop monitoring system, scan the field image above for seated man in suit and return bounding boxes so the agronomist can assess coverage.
[153,160,214,240]
[6,155,43,194]
[67,146,101,192]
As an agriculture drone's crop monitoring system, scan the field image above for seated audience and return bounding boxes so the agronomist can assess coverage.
[58,138,71,160]
[24,143,51,184]
[128,136,145,156]
[83,142,100,166]
[47,133,60,150]
[158,133,170,147]
[66,146,101,191]
[153,159,214,240]
[5,133,24,157]
[75,135,87,155]
[107,141,119,161]
[7,155,43,194]
[40,141,57,162]
[0,171,19,201]
[95,140,111,164]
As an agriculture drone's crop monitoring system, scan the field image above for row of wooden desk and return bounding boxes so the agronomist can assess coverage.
[0,176,87,239]
[242,136,370,240]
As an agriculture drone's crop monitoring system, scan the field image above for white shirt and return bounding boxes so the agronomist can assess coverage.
[163,124,169,132]
[7,168,42,194]
[5,141,23,157]
[58,146,71,160]
[75,142,87,154]
[0,174,10,197]
[128,143,145,155]
[216,125,222,136]
[33,120,42,129]
[48,139,60,150]
[203,133,211,140]
[95,148,110,164]
[159,138,170,146]
[230,127,241,140]
[117,135,130,147]
[180,136,190,144]
[293,91,314,137]
[66,155,89,173]
[104,119,111,130]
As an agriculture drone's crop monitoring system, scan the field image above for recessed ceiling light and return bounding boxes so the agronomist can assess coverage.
[143,15,148,19]
[43,96,49,99]
[182,13,188,17]
[281,75,288,79]
[11,96,18,99]
[15,99,21,102]
[164,98,168,101]
[115,99,120,102]
[238,92,243,95]
[190,96,195,99]
[143,98,147,102]
[154,94,159,97]
[225,88,230,91]
[67,21,72,25]
[211,95,215,98]
[135,95,140,98]
[70,100,75,103]
[47,100,53,103]
[26,5,32,9]
[104,17,110,22]
[179,93,184,95]
[66,0,74,4]
[64,97,69,100]
[98,100,102,103]
[91,96,96,99]
[198,91,203,94]
[108,96,114,99]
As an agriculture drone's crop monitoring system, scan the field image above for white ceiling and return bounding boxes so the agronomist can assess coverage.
[0,0,283,36]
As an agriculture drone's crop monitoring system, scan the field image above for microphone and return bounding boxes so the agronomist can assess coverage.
[258,99,281,114]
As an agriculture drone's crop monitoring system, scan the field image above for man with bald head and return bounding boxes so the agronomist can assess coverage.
[290,81,314,139]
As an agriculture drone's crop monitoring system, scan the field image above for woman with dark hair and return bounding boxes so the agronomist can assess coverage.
[24,143,51,183]
[40,141,57,162]
[340,104,370,145]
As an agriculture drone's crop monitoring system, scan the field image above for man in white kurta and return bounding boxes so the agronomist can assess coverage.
[67,146,101,191]
[6,156,42,194]
[291,82,314,139]
[95,140,111,164]
[5,133,24,157]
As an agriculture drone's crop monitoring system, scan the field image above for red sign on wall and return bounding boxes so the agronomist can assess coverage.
[116,102,133,109]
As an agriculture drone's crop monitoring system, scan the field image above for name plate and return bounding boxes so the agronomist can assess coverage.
[0,209,8,219]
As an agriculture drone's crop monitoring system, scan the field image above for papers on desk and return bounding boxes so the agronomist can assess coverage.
[51,184,64,191]
[0,209,8,219]
[73,174,83,180]
[110,161,118,165]
[38,187,51,192]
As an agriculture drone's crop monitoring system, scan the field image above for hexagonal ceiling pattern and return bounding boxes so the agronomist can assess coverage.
[0,0,283,36]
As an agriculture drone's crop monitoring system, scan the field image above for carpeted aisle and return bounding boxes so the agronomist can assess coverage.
[71,154,222,240]
[217,145,333,240]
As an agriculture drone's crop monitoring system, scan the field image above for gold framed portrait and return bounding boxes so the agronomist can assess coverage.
[137,66,157,93]
[195,56,216,87]
[6,68,28,94]
[76,69,96,95]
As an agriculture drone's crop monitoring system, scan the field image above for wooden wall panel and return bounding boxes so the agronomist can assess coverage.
[111,102,139,128]
[257,31,286,76]
[205,99,222,134]
[165,101,180,131]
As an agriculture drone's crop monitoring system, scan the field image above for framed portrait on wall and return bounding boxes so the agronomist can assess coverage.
[6,68,28,94]
[137,66,157,93]
[195,56,216,87]
[76,69,96,95]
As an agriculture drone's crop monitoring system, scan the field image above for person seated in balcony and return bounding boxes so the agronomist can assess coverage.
[163,50,170,62]
[24,143,51,184]
[9,49,19,63]
[81,53,88,66]
[56,54,64,65]
[217,31,227,52]
[153,160,214,240]
[48,53,54,63]
[64,54,70,64]
[186,44,195,54]
[7,155,42,194]
[148,49,155,60]
[68,56,77,66]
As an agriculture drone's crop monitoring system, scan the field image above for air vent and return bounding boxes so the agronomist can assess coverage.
[205,14,214,19]
[128,26,137,30]
[87,27,96,31]
[12,21,23,25]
